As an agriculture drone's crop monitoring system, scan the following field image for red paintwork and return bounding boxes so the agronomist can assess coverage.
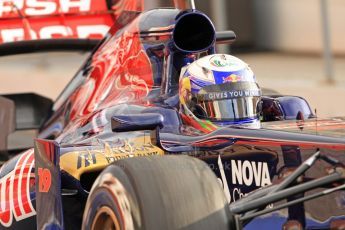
[67,14,153,123]
[0,0,144,43]
[0,149,35,227]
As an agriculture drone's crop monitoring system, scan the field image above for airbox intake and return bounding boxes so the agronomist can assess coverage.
[173,12,215,53]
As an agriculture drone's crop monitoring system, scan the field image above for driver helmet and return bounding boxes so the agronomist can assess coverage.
[179,54,261,132]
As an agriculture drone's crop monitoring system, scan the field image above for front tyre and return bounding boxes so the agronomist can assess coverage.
[82,155,234,230]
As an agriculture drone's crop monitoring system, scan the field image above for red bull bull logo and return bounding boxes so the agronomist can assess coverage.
[223,74,241,83]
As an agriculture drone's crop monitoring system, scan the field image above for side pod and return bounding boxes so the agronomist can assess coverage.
[34,139,63,230]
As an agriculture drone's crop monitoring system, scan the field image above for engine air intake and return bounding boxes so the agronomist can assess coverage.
[173,12,215,53]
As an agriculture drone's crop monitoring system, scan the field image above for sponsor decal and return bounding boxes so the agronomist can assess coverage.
[60,141,164,180]
[105,142,157,155]
[0,150,36,227]
[0,0,111,43]
[77,151,97,169]
[217,156,231,203]
[231,160,271,187]
[73,142,163,169]
[0,0,92,17]
[210,56,238,68]
[211,58,228,67]
[105,151,160,163]
[37,168,51,193]
[204,89,260,100]
[0,25,110,43]
[217,156,271,203]
[223,74,241,83]
[104,142,161,163]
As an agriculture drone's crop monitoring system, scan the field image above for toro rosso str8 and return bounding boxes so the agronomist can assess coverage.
[0,0,345,229]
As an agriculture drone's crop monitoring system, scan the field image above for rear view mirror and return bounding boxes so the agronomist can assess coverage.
[216,30,236,44]
[112,113,164,147]
[111,113,164,132]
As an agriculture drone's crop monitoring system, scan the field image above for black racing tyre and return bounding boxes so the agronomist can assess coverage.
[82,155,234,230]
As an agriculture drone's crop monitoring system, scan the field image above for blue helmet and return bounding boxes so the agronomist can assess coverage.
[179,54,262,129]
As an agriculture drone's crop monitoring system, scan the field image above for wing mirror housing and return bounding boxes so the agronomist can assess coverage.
[111,113,164,147]
[111,113,164,132]
[215,30,236,44]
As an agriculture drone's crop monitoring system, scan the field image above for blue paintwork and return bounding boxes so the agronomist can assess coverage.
[34,139,64,230]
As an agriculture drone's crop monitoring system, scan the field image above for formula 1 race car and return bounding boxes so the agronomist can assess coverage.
[0,0,345,229]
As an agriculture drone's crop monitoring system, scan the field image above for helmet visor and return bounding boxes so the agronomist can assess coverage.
[197,97,260,121]
[195,82,261,121]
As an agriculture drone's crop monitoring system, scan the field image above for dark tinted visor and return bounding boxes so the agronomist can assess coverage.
[195,82,261,121]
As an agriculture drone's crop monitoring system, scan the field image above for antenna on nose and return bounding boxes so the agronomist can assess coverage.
[189,0,196,9]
